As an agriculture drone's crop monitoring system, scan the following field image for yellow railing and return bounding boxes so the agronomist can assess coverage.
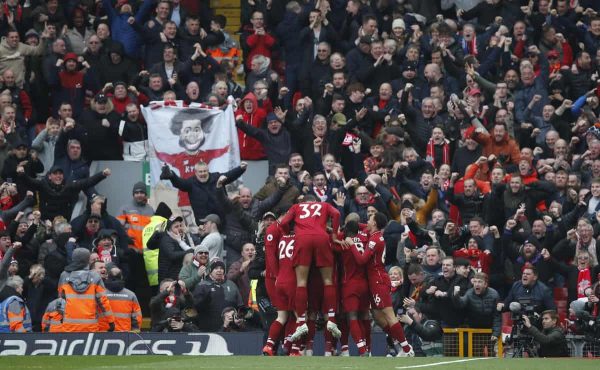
[442,328,503,357]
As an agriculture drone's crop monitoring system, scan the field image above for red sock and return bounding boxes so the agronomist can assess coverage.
[349,319,364,347]
[295,287,308,319]
[266,320,284,348]
[362,319,372,351]
[389,322,411,352]
[340,318,349,346]
[323,285,337,319]
[283,320,296,352]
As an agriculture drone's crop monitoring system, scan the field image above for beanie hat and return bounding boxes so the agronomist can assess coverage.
[63,53,78,62]
[155,202,172,219]
[266,112,279,123]
[132,181,146,194]
[587,123,600,141]
[524,237,541,250]
[392,18,405,30]
[401,199,414,210]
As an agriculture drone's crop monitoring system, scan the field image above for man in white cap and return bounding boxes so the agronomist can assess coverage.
[179,244,210,290]
[197,214,224,263]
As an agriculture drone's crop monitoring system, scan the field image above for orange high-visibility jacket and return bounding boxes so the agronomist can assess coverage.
[0,296,32,333]
[117,206,153,251]
[98,288,142,332]
[58,269,114,332]
[41,298,65,333]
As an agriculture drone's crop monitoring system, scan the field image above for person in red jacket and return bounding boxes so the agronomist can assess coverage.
[235,92,266,160]
[243,10,276,70]
[104,81,149,114]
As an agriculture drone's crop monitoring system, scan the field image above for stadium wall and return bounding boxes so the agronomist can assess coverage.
[82,160,269,218]
[0,332,388,356]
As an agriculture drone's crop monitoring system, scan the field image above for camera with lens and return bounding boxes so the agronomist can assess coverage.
[173,281,182,296]
[237,305,253,321]
[506,299,539,357]
[509,298,538,328]
[575,311,600,341]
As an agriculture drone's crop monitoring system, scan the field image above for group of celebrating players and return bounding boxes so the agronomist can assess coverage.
[261,195,414,357]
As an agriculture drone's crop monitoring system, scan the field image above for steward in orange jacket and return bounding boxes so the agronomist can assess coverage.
[116,182,154,252]
[0,276,32,333]
[57,248,115,332]
[98,267,142,332]
[41,298,65,332]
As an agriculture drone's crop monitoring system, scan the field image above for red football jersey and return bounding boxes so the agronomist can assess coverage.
[264,222,283,279]
[351,230,389,284]
[276,234,296,285]
[339,230,369,284]
[279,201,340,235]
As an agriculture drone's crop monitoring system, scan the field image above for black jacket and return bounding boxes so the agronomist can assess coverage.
[525,325,569,357]
[18,171,107,220]
[235,120,291,175]
[193,277,243,332]
[147,231,193,283]
[2,153,44,199]
[163,165,245,222]
[420,274,468,327]
[79,109,123,161]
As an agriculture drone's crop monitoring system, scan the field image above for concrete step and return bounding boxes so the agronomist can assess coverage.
[217,8,241,20]
[210,0,241,8]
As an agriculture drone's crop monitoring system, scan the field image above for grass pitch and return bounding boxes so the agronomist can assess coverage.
[1,356,599,370]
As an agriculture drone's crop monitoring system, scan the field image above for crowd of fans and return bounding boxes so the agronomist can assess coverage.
[0,0,600,358]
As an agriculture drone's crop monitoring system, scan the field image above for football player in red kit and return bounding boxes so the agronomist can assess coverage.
[263,218,283,313]
[263,231,297,356]
[337,218,371,356]
[279,194,342,341]
[348,212,415,357]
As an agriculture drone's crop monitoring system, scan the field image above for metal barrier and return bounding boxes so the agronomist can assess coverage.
[442,328,503,357]
[567,335,600,358]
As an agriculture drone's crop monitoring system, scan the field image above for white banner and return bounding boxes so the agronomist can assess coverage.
[142,101,240,219]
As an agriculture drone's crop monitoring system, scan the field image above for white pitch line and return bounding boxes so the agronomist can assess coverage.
[395,357,495,369]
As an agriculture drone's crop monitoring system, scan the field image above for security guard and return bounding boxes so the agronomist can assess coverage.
[58,248,115,332]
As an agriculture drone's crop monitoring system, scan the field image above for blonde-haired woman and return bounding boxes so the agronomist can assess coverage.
[24,264,56,332]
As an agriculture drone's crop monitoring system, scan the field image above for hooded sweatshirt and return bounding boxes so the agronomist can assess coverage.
[235,93,267,160]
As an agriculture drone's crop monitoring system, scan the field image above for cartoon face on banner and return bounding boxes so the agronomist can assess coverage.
[169,109,213,154]
[142,102,240,213]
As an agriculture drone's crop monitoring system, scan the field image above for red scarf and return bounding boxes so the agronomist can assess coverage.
[469,38,477,56]
[425,139,449,168]
[0,195,14,210]
[2,4,22,22]
[355,193,375,205]
[313,186,327,201]
[577,267,592,299]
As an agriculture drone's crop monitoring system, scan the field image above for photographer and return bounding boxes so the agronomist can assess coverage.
[156,306,199,333]
[522,310,569,357]
[149,278,195,332]
[193,258,243,332]
[584,282,599,317]
[221,306,246,332]
[399,306,443,357]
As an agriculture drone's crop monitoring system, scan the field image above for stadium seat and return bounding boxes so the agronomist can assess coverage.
[502,312,513,327]
[553,287,568,300]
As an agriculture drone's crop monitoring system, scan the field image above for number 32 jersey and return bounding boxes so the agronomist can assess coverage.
[280,201,340,236]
